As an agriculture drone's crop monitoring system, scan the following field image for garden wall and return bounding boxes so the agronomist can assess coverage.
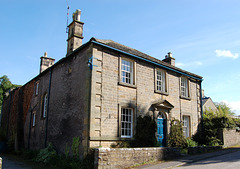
[218,128,240,147]
[94,147,180,169]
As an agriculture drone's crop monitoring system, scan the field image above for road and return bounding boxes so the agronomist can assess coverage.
[174,150,240,169]
[1,156,32,169]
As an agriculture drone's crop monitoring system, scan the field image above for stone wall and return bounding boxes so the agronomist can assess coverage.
[94,147,181,169]
[218,128,240,147]
[188,146,222,155]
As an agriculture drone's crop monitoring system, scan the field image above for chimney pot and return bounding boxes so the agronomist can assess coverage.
[73,9,81,21]
[168,52,172,58]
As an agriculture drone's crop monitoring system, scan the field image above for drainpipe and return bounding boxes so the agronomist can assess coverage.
[27,109,33,149]
[6,90,12,139]
[199,81,204,139]
[45,68,52,147]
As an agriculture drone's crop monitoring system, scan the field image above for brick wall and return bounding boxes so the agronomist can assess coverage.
[94,147,181,169]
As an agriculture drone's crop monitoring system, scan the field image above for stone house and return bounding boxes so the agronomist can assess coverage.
[202,90,217,112]
[1,10,203,157]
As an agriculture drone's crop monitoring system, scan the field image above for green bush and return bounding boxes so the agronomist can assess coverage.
[130,115,159,147]
[186,138,197,147]
[34,143,57,165]
[72,137,80,159]
[193,103,236,146]
[168,119,187,148]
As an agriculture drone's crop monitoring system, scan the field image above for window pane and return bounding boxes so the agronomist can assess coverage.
[156,70,166,92]
[121,108,133,138]
[121,59,133,84]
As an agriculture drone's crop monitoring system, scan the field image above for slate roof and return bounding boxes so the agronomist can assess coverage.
[202,97,210,105]
[90,38,203,80]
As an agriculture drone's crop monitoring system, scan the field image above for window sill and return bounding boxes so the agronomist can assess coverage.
[154,90,169,96]
[118,82,136,89]
[180,96,191,100]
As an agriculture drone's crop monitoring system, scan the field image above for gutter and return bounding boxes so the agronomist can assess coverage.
[45,68,52,147]
[91,40,203,81]
[6,90,12,139]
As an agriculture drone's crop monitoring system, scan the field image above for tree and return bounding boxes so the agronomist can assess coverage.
[193,103,236,146]
[0,75,20,111]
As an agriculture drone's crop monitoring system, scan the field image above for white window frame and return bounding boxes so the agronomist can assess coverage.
[121,59,133,85]
[180,77,189,98]
[43,93,48,118]
[156,69,167,93]
[183,116,190,138]
[121,108,133,138]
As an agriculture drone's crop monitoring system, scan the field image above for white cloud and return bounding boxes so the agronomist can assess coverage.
[175,63,186,67]
[215,50,239,60]
[222,100,240,116]
[175,61,203,68]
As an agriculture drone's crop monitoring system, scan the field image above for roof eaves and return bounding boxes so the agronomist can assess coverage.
[90,39,203,81]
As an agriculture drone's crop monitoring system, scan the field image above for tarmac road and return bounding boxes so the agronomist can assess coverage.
[174,149,240,169]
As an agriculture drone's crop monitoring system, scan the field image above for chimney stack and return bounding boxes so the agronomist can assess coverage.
[67,9,84,55]
[40,52,55,73]
[162,52,175,66]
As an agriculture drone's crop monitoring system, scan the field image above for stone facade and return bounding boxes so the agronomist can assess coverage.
[1,10,203,157]
[88,43,202,147]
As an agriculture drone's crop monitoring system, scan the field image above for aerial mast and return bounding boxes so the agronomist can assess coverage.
[66,0,70,33]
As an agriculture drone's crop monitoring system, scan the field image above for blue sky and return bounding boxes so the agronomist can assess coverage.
[1,0,240,115]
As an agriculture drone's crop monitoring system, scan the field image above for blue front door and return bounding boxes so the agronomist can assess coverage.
[157,118,166,147]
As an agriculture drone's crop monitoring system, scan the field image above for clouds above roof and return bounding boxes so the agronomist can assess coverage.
[175,61,203,68]
[215,50,239,60]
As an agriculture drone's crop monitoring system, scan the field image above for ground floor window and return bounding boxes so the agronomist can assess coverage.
[121,108,133,138]
[183,116,190,138]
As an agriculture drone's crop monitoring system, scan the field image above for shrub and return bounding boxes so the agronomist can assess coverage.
[130,115,158,147]
[34,143,57,165]
[72,137,80,159]
[168,119,187,148]
[186,138,197,147]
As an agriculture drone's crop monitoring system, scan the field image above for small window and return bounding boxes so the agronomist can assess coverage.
[156,69,166,93]
[32,113,36,127]
[121,108,133,138]
[121,59,133,85]
[183,116,190,138]
[180,77,189,98]
[35,82,39,96]
[42,93,48,118]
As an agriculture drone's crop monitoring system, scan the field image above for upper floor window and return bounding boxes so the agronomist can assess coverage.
[180,77,189,98]
[121,108,133,138]
[42,93,48,118]
[156,69,166,93]
[35,82,39,96]
[121,59,134,85]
